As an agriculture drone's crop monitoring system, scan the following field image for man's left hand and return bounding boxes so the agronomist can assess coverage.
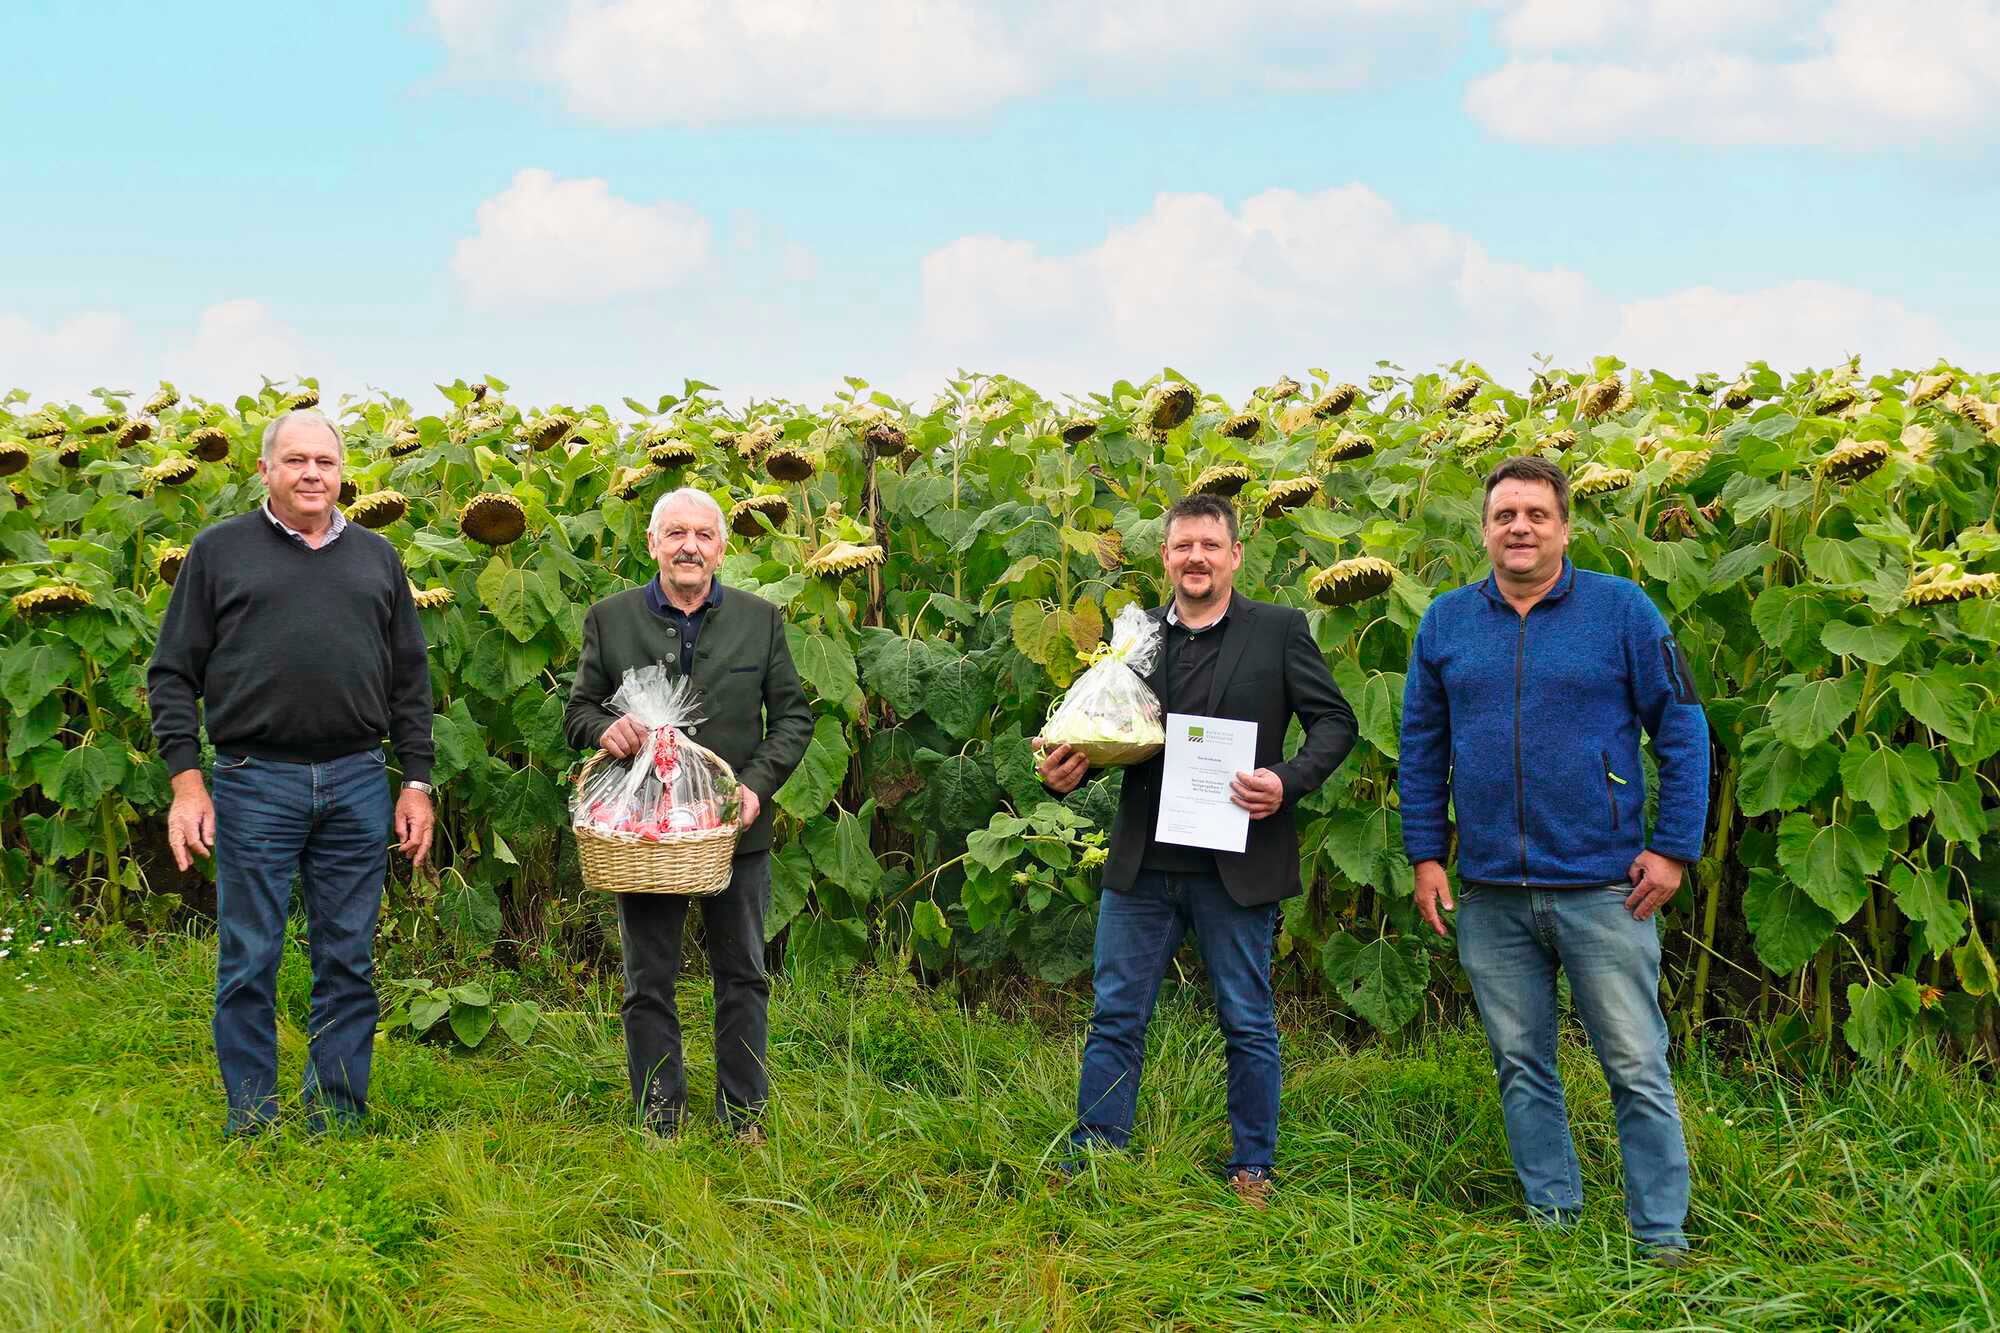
[1625,850,1685,921]
[395,788,435,867]
[1230,768,1285,820]
[737,787,761,829]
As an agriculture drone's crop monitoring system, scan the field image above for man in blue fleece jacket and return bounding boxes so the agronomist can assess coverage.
[1399,455,1709,1262]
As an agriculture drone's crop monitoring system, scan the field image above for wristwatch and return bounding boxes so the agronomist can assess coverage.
[402,780,435,796]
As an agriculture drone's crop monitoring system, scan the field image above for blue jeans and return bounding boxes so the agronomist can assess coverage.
[1072,870,1280,1173]
[1456,885,1691,1247]
[211,748,394,1135]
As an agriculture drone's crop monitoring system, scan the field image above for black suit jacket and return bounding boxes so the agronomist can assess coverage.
[1102,595,1357,907]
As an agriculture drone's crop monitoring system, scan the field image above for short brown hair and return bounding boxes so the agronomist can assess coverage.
[1163,492,1239,544]
[1483,455,1569,522]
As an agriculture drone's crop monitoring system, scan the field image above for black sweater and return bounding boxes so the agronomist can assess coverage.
[147,510,435,780]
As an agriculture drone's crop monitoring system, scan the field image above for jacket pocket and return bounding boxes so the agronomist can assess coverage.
[1602,751,1625,831]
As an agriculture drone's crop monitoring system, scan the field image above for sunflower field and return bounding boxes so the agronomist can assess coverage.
[3,359,1998,1067]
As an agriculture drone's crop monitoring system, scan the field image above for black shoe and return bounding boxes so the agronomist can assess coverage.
[1642,1244,1693,1269]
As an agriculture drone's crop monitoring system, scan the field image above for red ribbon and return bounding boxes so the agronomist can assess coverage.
[650,725,680,783]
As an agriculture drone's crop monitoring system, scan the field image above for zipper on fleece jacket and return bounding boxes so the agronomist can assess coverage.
[1602,751,1624,830]
[1514,614,1528,885]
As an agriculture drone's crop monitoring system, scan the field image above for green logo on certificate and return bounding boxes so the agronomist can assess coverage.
[1187,726,1204,741]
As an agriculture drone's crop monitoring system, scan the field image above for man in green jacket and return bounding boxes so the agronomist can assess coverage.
[565,487,814,1142]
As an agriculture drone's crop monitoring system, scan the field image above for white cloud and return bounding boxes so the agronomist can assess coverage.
[916,185,1958,394]
[0,311,138,406]
[451,168,712,309]
[1469,0,2000,146]
[427,0,1462,125]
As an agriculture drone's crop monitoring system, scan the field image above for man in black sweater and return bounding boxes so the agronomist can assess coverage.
[148,410,434,1136]
[565,487,813,1143]
[1038,493,1356,1205]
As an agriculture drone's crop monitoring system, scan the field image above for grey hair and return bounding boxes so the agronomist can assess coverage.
[648,486,726,537]
[260,409,343,463]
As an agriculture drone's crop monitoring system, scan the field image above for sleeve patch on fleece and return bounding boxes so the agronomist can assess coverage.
[1660,636,1698,705]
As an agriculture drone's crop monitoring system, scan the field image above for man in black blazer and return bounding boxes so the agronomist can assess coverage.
[1038,492,1356,1204]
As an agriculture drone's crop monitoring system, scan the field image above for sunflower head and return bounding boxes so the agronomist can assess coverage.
[459,492,527,546]
[1218,413,1261,441]
[531,413,577,450]
[1662,448,1713,488]
[57,440,83,468]
[144,455,200,488]
[1818,438,1889,484]
[0,442,26,478]
[737,422,782,461]
[410,583,456,611]
[1570,463,1635,498]
[1139,381,1197,437]
[1095,528,1124,570]
[1530,378,1575,409]
[1060,417,1100,445]
[1813,384,1859,417]
[614,464,662,503]
[645,433,698,469]
[1542,427,1579,452]
[22,414,65,440]
[1909,372,1954,407]
[728,492,791,538]
[1578,377,1623,420]
[142,384,180,416]
[1319,430,1375,463]
[187,425,230,462]
[1455,421,1502,455]
[1311,383,1360,419]
[1260,375,1303,402]
[765,445,816,483]
[1261,476,1319,516]
[1721,379,1757,409]
[10,582,93,617]
[156,545,189,585]
[1906,562,2000,606]
[348,490,409,529]
[114,418,153,448]
[1278,402,1316,436]
[285,386,320,411]
[1441,378,1481,411]
[804,539,886,580]
[338,479,358,506]
[862,420,907,456]
[1190,464,1252,498]
[1308,556,1396,607]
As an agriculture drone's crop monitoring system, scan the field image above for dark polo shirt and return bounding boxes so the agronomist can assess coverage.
[1138,601,1235,877]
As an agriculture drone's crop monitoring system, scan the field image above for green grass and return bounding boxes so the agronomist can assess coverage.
[1,933,1995,1331]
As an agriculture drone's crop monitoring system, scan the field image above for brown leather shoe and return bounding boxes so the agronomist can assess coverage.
[1228,1169,1273,1208]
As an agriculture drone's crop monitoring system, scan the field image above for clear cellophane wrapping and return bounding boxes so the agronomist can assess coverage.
[571,666,740,840]
[1040,604,1167,767]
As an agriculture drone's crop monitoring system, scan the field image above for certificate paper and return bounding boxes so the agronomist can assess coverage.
[1154,713,1258,853]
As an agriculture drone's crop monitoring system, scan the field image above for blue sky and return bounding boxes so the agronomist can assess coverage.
[4,0,1996,413]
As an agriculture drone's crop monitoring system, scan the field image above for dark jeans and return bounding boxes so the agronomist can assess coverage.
[210,747,394,1135]
[1072,869,1281,1173]
[615,849,771,1133]
[1457,884,1692,1248]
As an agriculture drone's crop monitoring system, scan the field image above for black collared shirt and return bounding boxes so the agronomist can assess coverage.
[1139,600,1234,876]
[643,575,724,675]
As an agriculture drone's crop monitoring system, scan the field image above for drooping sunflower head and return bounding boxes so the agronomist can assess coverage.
[1139,381,1197,437]
[57,439,83,468]
[1219,413,1261,441]
[1541,427,1579,452]
[142,384,180,416]
[1441,378,1481,411]
[144,455,200,488]
[1578,377,1623,420]
[1570,463,1636,499]
[1721,379,1757,409]
[1260,375,1303,402]
[645,432,698,469]
[531,413,577,450]
[1094,528,1125,570]
[1278,402,1316,436]
[1455,421,1502,455]
[765,445,816,483]
[338,479,358,506]
[1261,476,1319,516]
[1190,463,1252,498]
[1530,377,1575,409]
[22,414,65,440]
[862,420,908,456]
[1909,372,1954,407]
[285,386,320,411]
[1906,562,2000,606]
[187,425,231,462]
[737,421,782,461]
[1663,448,1713,488]
[459,491,528,546]
[614,464,662,502]
[1311,383,1360,419]
[156,545,189,585]
[410,583,456,611]
[729,492,791,538]
[804,539,886,580]
[114,418,153,448]
[1319,430,1375,463]
[0,441,26,478]
[348,490,409,529]
[1818,438,1889,484]
[1812,384,1859,417]
[1060,416,1100,445]
[1308,556,1396,607]
[10,582,93,617]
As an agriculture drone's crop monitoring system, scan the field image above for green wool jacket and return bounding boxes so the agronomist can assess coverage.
[563,580,814,853]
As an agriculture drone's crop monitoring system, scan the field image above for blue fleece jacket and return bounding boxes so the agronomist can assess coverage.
[1399,559,1710,887]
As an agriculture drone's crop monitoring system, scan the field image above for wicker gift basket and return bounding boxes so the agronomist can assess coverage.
[1038,604,1166,767]
[571,667,742,896]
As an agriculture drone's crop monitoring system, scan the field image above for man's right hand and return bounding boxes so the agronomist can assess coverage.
[1034,740,1089,794]
[1414,859,1455,937]
[167,770,215,872]
[599,716,648,760]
